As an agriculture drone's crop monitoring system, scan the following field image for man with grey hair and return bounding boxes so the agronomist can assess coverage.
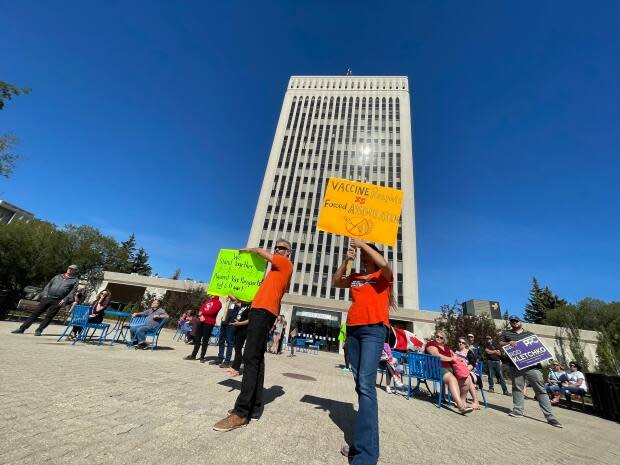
[12,265,80,336]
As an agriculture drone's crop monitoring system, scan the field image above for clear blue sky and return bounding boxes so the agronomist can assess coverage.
[2,1,619,315]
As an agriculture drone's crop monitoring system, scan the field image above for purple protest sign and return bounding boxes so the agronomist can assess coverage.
[502,334,553,370]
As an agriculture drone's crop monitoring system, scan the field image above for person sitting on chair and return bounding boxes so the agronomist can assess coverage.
[546,361,566,404]
[130,299,169,349]
[69,289,111,340]
[561,361,588,406]
[380,342,404,394]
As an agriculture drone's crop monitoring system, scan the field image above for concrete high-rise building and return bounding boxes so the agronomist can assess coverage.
[247,76,419,351]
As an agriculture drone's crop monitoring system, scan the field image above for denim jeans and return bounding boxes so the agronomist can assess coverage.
[487,360,508,393]
[130,325,150,344]
[217,324,236,363]
[346,324,387,465]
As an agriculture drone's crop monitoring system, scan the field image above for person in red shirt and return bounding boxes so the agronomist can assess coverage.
[184,295,221,362]
[332,238,394,465]
[213,239,293,432]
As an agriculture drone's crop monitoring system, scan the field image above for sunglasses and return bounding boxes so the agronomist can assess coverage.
[274,246,290,252]
[509,320,519,323]
[435,335,445,340]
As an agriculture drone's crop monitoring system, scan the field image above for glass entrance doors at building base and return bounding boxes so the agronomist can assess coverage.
[292,307,342,353]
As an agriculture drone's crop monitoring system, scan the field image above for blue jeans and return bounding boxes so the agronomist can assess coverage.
[130,325,150,344]
[217,324,236,363]
[487,360,508,393]
[346,324,387,465]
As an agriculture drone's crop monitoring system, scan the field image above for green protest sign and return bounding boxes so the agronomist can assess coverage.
[207,249,266,302]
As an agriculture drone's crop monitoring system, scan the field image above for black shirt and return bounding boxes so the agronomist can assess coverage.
[485,342,502,361]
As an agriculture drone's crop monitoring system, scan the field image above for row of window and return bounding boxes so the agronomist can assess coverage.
[289,78,407,92]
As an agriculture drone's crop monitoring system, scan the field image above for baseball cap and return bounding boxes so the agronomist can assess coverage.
[509,314,521,322]
[467,333,474,338]
[485,335,492,339]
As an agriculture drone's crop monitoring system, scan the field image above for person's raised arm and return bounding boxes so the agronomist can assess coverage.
[332,247,356,288]
[351,239,392,281]
[240,247,274,263]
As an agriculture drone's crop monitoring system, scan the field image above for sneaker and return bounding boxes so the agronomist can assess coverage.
[213,414,248,432]
[199,357,207,363]
[508,412,524,418]
[11,329,25,334]
[219,362,231,368]
[394,379,404,388]
[34,330,42,336]
[386,386,393,394]
[458,406,474,414]
[488,387,495,393]
[340,444,353,457]
[503,392,511,396]
[184,355,196,360]
[137,342,148,349]
[548,418,563,428]
[209,359,222,365]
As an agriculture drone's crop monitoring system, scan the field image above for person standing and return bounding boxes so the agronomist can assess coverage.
[500,315,562,428]
[484,335,509,395]
[332,239,394,465]
[276,314,287,354]
[338,322,351,371]
[184,295,221,362]
[212,298,238,368]
[12,265,80,336]
[227,299,251,377]
[213,239,293,431]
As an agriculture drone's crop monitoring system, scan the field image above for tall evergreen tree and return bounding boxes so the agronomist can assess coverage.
[524,277,545,323]
[132,247,152,276]
[110,234,136,273]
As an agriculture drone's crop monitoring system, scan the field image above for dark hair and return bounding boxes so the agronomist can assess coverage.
[569,361,582,371]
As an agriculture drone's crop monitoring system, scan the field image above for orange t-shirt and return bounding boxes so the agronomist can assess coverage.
[346,269,391,327]
[251,254,293,316]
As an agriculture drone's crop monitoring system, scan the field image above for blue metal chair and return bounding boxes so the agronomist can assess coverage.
[408,352,444,408]
[474,361,488,408]
[173,320,192,341]
[294,338,307,353]
[307,339,319,354]
[57,305,90,343]
[378,350,407,394]
[78,319,110,346]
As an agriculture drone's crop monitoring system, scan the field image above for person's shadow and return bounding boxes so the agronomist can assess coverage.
[217,378,285,406]
[300,394,356,445]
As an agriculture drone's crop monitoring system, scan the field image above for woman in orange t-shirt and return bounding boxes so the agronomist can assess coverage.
[332,238,394,465]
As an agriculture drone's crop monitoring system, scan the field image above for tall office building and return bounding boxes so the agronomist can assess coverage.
[247,76,419,350]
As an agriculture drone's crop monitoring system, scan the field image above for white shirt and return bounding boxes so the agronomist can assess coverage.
[567,371,587,392]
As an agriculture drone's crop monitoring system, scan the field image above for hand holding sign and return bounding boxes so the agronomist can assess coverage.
[207,249,267,302]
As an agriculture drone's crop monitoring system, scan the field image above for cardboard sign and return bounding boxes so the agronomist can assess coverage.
[317,177,403,246]
[207,249,266,302]
[502,335,554,370]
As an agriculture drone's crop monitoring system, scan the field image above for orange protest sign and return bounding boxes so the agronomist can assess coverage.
[317,177,403,246]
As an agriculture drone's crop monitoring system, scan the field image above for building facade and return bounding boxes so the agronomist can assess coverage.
[462,299,501,319]
[0,200,34,224]
[247,75,419,350]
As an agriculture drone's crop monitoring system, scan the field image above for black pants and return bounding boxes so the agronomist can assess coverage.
[73,312,104,335]
[191,322,214,358]
[231,325,248,371]
[344,345,350,368]
[19,297,62,332]
[233,309,275,418]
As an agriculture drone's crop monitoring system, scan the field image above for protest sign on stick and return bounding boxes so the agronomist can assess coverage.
[502,334,554,370]
[317,177,403,247]
[207,249,266,302]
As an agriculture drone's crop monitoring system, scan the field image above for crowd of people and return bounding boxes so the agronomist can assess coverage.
[11,240,591,465]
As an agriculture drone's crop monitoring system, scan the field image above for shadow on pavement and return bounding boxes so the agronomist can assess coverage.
[218,378,285,407]
[300,394,356,445]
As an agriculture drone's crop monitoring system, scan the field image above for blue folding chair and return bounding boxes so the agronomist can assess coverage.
[307,339,319,354]
[408,352,444,408]
[474,361,488,408]
[173,320,192,341]
[294,338,307,353]
[57,305,90,343]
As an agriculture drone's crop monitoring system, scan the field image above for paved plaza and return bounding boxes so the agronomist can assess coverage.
[1,321,618,465]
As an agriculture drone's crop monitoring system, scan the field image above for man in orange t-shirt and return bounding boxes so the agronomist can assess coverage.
[332,238,394,465]
[213,238,293,432]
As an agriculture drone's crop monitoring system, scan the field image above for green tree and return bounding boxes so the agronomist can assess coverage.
[160,286,208,322]
[0,80,31,177]
[435,302,499,348]
[131,247,152,276]
[109,234,137,273]
[524,277,545,323]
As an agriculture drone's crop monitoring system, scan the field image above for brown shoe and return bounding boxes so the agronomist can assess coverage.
[213,414,248,432]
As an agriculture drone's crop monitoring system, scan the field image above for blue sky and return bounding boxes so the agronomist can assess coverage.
[2,1,619,315]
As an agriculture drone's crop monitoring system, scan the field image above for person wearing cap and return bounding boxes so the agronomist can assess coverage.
[12,265,80,336]
[466,333,484,390]
[500,315,562,428]
[484,335,509,395]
